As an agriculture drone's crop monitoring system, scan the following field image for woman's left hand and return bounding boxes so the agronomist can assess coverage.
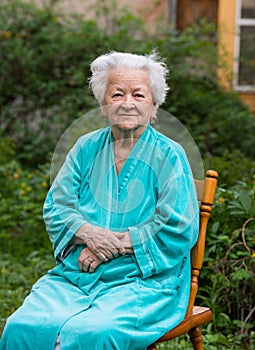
[78,247,103,273]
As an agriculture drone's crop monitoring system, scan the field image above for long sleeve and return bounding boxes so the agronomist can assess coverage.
[129,144,199,279]
[43,128,114,260]
[43,139,88,260]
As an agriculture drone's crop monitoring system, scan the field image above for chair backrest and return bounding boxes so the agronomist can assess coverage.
[186,170,218,316]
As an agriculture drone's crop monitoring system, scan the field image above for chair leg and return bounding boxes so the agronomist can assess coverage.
[188,326,203,350]
[147,343,158,350]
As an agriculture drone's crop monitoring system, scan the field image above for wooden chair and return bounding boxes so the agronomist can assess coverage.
[148,169,218,350]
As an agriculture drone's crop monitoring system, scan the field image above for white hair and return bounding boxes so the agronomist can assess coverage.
[89,51,169,106]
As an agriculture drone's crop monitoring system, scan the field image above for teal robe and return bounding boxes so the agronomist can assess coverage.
[0,125,199,350]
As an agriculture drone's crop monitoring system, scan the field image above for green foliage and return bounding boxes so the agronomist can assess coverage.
[0,137,16,164]
[198,180,255,349]
[0,251,54,332]
[0,0,149,166]
[0,138,54,333]
[0,0,105,165]
[204,150,255,187]
[168,83,255,158]
[156,23,255,159]
[0,138,51,257]
[158,332,252,349]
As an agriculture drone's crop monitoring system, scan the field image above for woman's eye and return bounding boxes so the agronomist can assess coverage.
[135,94,145,98]
[112,93,122,98]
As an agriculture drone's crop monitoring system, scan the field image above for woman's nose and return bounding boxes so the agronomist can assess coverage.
[121,95,135,110]
[121,102,135,111]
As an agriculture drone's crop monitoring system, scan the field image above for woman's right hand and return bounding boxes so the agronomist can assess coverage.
[75,224,126,261]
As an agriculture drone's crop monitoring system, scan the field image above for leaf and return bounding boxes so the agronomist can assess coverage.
[232,268,253,281]
[239,192,251,214]
[211,221,220,233]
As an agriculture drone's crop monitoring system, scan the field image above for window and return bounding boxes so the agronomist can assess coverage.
[234,0,255,91]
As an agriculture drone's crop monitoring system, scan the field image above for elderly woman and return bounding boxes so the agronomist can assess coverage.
[0,52,199,350]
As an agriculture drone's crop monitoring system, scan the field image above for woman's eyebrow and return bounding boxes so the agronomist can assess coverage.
[132,86,146,92]
[112,86,125,91]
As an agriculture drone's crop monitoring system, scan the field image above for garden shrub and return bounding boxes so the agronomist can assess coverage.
[0,0,106,165]
[0,137,54,332]
[203,150,255,187]
[198,180,255,348]
[0,138,54,332]
[0,0,148,166]
[156,25,255,159]
[0,138,51,257]
[0,251,54,333]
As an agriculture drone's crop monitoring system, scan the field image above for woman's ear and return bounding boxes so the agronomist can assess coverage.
[100,105,107,119]
[150,103,158,122]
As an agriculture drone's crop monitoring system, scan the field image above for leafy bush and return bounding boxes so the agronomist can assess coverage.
[204,150,255,187]
[0,0,149,166]
[198,180,255,349]
[0,0,105,165]
[0,251,54,332]
[156,24,255,159]
[0,138,51,257]
[0,137,55,332]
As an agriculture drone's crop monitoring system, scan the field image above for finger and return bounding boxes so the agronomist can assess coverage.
[118,247,126,255]
[78,261,83,271]
[78,250,88,262]
[103,249,114,260]
[109,247,119,258]
[78,254,90,265]
[105,250,115,260]
[82,263,89,272]
[93,250,110,261]
[125,248,134,254]
[108,239,126,254]
[82,258,93,272]
[79,255,91,271]
[86,243,107,261]
[104,246,121,259]
[89,260,101,273]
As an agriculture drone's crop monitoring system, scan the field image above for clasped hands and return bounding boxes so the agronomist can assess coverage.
[73,223,133,273]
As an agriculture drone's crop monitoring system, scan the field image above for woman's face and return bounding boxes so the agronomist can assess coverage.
[102,67,156,137]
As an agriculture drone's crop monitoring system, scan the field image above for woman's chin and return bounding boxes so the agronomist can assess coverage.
[114,123,145,131]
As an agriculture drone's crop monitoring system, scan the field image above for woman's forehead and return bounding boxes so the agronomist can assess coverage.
[106,67,150,88]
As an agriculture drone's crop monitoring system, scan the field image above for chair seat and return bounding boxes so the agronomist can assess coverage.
[157,306,212,342]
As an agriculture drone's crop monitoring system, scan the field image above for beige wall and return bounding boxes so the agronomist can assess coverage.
[119,0,169,25]
[30,0,169,30]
